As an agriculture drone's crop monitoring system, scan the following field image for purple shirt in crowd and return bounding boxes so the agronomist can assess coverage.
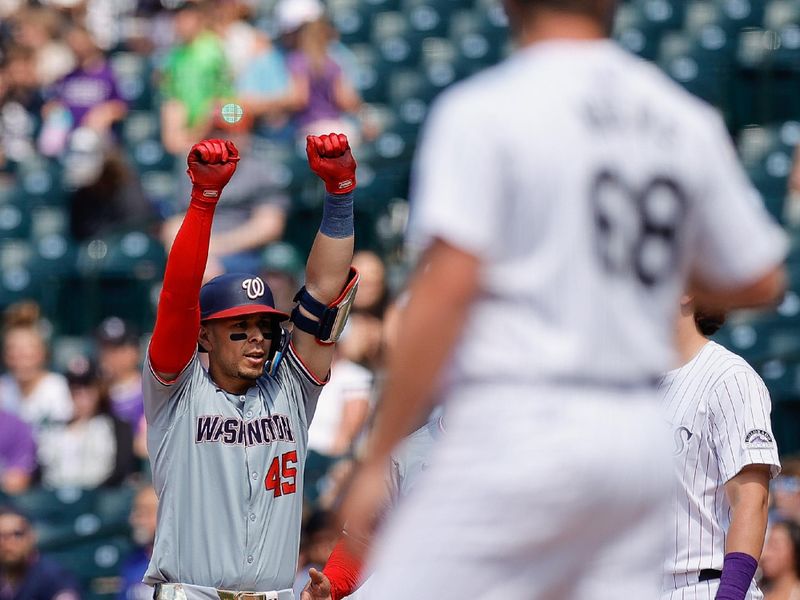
[287,52,342,128]
[0,410,37,475]
[54,60,123,127]
[111,386,144,427]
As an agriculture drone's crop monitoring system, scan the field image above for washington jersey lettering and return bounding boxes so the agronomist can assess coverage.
[143,343,325,592]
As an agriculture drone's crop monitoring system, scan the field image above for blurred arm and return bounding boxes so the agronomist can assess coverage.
[366,239,480,461]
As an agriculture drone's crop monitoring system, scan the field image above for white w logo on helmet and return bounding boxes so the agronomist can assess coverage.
[241,277,266,300]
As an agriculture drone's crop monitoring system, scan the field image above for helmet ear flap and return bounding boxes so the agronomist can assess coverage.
[266,323,289,376]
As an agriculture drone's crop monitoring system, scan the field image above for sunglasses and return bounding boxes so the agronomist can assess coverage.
[0,529,27,540]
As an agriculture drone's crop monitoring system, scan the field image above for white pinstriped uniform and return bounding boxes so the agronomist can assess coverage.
[659,341,780,600]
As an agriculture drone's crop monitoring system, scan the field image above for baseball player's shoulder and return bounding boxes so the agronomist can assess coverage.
[704,340,768,393]
[427,58,516,121]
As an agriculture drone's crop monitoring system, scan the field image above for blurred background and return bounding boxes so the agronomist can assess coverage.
[1,0,800,598]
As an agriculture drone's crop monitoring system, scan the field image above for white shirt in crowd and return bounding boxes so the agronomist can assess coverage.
[0,372,73,430]
[307,358,372,456]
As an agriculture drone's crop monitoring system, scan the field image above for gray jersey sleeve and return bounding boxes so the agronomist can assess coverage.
[142,351,201,433]
[273,342,327,428]
[707,369,781,482]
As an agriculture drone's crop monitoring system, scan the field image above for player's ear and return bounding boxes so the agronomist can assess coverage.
[198,325,213,353]
[680,294,694,309]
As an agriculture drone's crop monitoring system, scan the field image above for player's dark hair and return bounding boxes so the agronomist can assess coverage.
[694,308,726,337]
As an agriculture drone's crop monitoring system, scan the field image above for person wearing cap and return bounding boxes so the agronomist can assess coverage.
[143,133,358,600]
[96,317,144,427]
[275,0,367,147]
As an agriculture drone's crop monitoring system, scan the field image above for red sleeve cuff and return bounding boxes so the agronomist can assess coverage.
[324,538,364,600]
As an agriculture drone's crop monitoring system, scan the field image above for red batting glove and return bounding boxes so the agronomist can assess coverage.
[306,133,357,195]
[187,139,240,204]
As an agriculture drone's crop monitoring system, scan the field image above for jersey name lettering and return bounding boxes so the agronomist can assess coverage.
[195,414,296,446]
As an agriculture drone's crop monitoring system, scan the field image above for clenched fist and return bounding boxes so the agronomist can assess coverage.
[187,139,240,204]
[306,133,357,195]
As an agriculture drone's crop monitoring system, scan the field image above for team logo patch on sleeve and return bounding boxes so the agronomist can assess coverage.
[744,429,774,449]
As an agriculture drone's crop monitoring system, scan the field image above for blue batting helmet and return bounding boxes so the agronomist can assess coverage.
[199,273,290,322]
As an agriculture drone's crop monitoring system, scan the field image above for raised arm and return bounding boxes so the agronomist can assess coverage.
[149,139,239,382]
[289,134,357,380]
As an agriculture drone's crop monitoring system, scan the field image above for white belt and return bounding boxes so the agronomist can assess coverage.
[153,583,294,600]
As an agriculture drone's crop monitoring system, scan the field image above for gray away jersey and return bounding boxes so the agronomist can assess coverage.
[143,343,325,592]
[659,341,780,586]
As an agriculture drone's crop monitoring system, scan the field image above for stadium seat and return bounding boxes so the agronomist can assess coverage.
[738,121,798,217]
[110,52,154,111]
[11,487,96,525]
[348,44,386,103]
[714,0,766,32]
[329,0,370,45]
[614,1,669,60]
[658,30,734,110]
[0,198,32,240]
[48,535,134,599]
[403,0,449,45]
[16,159,66,207]
[372,12,419,68]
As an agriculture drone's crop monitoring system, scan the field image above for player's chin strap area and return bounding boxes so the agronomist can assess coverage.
[290,267,359,345]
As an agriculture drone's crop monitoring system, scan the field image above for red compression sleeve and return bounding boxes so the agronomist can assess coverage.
[149,199,216,376]
[323,538,364,600]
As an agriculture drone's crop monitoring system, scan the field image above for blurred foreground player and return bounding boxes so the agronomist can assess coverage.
[660,300,779,600]
[144,134,359,599]
[340,0,788,598]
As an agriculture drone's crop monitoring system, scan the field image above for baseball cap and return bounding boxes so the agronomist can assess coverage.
[275,0,323,34]
[200,273,290,322]
[65,355,99,387]
[96,316,139,347]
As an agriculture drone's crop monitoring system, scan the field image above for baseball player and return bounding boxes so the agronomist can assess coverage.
[337,0,789,598]
[660,298,780,600]
[143,133,359,600]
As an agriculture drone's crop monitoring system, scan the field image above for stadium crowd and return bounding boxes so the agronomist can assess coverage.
[0,0,799,599]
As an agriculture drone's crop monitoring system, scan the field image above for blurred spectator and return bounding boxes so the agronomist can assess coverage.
[352,250,389,317]
[279,0,366,144]
[95,317,144,427]
[10,7,75,87]
[236,28,294,139]
[773,458,800,524]
[117,485,158,600]
[210,0,258,80]
[292,510,338,597]
[337,251,389,369]
[0,46,44,168]
[36,357,135,489]
[0,506,80,600]
[0,302,72,432]
[337,311,384,371]
[260,242,304,315]
[761,520,800,600]
[67,135,153,240]
[39,24,127,156]
[307,350,372,458]
[164,128,288,276]
[0,411,36,495]
[159,0,232,155]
